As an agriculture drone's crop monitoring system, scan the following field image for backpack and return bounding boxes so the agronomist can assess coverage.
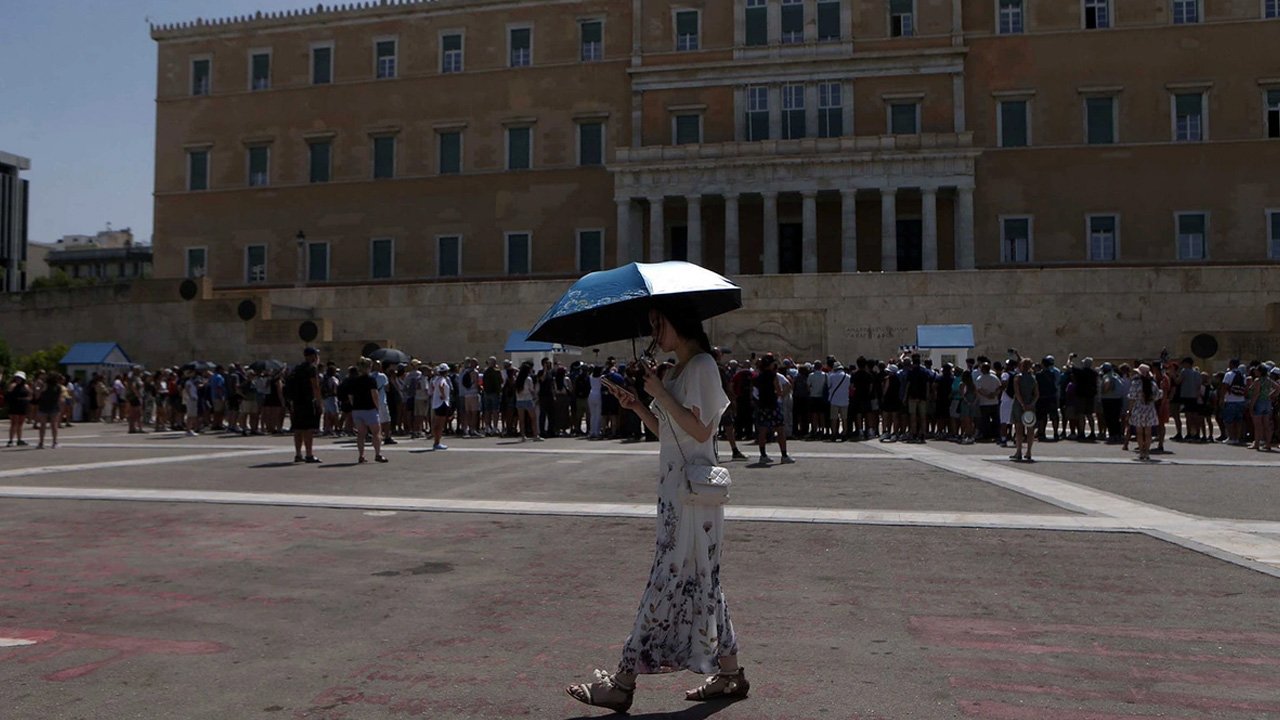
[1004,374,1016,398]
[1228,370,1247,396]
[462,370,475,389]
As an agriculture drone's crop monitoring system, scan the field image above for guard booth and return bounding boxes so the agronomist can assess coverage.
[59,342,134,382]
[504,331,580,368]
[915,325,974,368]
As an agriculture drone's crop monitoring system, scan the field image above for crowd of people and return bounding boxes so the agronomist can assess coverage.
[5,346,1279,464]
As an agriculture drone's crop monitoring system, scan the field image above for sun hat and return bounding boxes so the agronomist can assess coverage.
[13,371,26,381]
[437,363,450,373]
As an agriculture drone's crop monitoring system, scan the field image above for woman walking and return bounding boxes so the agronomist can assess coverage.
[567,308,745,713]
[587,366,604,439]
[1127,364,1161,461]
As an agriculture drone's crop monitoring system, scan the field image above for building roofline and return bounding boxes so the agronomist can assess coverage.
[0,151,31,170]
[150,0,550,41]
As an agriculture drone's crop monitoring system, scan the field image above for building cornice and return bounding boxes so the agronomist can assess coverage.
[627,47,967,91]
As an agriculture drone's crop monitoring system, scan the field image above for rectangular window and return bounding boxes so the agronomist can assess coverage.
[187,149,209,191]
[245,245,267,284]
[818,0,842,40]
[191,58,211,96]
[247,145,269,187]
[308,141,331,183]
[1268,89,1280,138]
[438,235,461,276]
[373,136,395,179]
[1085,96,1116,144]
[510,27,532,67]
[675,10,700,51]
[312,44,332,84]
[747,85,770,141]
[1268,0,1280,18]
[999,99,1029,147]
[782,84,806,140]
[578,122,604,166]
[438,131,462,174]
[1176,213,1207,260]
[186,247,207,278]
[818,82,843,137]
[250,51,270,91]
[578,230,604,273]
[307,242,329,282]
[370,238,394,279]
[781,0,805,44]
[1269,211,1280,259]
[890,102,920,134]
[1083,0,1111,28]
[375,39,397,79]
[1172,0,1199,24]
[998,0,1025,34]
[580,20,603,61]
[1088,215,1118,261]
[441,33,464,73]
[507,126,531,170]
[1174,92,1204,142]
[1001,217,1032,263]
[890,0,915,37]
[675,114,702,144]
[745,0,768,46]
[506,233,531,275]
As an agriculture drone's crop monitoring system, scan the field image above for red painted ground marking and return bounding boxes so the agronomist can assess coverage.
[950,677,1280,714]
[912,616,1280,647]
[959,700,1196,720]
[0,627,226,681]
[935,656,1280,690]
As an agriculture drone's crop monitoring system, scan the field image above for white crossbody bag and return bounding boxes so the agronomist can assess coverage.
[671,426,732,507]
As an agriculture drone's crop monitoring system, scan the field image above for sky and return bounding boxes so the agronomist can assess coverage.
[0,0,325,245]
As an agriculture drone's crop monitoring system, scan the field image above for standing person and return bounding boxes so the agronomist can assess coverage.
[34,372,63,449]
[587,366,605,438]
[482,357,504,437]
[806,361,828,440]
[502,364,520,436]
[372,361,395,445]
[347,358,387,463]
[6,372,31,446]
[956,369,979,444]
[904,354,933,444]
[1175,358,1202,442]
[1099,363,1125,443]
[240,370,260,435]
[183,371,202,436]
[1221,359,1248,445]
[290,347,323,464]
[1127,364,1161,461]
[321,365,341,436]
[514,361,540,442]
[1073,357,1100,441]
[1247,366,1276,452]
[714,352,746,459]
[567,308,745,712]
[975,361,1001,443]
[459,358,482,437]
[408,360,430,439]
[1010,358,1039,462]
[429,363,453,450]
[537,358,556,438]
[752,354,793,464]
[208,366,227,431]
[1035,356,1062,441]
[825,363,850,441]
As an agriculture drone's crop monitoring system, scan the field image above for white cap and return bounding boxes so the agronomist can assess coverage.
[437,363,450,373]
[13,371,26,381]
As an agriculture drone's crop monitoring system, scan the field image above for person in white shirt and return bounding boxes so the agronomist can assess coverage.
[826,364,850,439]
[183,372,201,436]
[975,362,1002,443]
[806,363,828,440]
[428,363,453,450]
[1221,358,1249,444]
[373,362,394,445]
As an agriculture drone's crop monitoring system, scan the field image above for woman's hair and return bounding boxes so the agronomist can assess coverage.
[656,306,712,355]
[961,370,975,389]
[517,364,531,387]
[1141,375,1154,404]
[592,366,603,378]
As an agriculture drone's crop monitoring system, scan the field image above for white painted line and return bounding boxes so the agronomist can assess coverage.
[971,454,1280,469]
[0,449,280,480]
[0,638,37,647]
[0,484,1124,532]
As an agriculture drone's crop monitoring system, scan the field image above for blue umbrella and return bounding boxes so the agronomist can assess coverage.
[527,261,741,347]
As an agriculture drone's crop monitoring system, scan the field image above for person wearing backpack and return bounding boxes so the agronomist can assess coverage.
[1221,358,1248,445]
[460,358,482,438]
[289,347,323,463]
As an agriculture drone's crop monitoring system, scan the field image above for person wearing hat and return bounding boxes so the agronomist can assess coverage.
[5,371,31,447]
[289,347,323,463]
[1127,364,1161,461]
[427,362,453,450]
[481,357,504,436]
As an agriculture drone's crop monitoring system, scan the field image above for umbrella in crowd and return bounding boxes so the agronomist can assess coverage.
[180,360,216,373]
[527,261,741,347]
[368,347,411,364]
[249,359,286,374]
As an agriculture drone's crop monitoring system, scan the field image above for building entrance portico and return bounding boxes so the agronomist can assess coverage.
[610,133,979,275]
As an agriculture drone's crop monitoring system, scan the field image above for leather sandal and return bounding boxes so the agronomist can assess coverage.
[566,669,634,714]
[685,667,749,702]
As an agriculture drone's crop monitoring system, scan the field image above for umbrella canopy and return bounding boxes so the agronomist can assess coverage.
[368,348,411,364]
[249,359,286,373]
[180,360,216,373]
[527,261,741,347]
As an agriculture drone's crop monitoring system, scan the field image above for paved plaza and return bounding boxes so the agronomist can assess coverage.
[1,427,1279,719]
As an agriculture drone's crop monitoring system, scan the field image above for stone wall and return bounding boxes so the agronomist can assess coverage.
[4,267,1278,370]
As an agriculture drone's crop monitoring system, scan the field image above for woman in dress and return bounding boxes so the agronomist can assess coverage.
[1010,358,1039,462]
[5,371,32,446]
[567,307,745,713]
[1127,364,1162,461]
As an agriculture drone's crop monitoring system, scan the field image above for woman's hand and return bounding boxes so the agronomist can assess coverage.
[642,366,667,403]
[607,381,643,413]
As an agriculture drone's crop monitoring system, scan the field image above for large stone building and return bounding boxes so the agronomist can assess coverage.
[149,0,1280,288]
[0,150,32,293]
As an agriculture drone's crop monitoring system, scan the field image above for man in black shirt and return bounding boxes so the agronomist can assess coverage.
[290,347,323,463]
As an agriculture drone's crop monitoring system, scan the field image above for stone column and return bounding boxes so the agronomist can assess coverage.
[841,188,858,272]
[648,196,665,263]
[762,191,779,274]
[956,186,975,270]
[615,198,632,265]
[880,187,898,272]
[801,190,818,274]
[724,194,741,275]
[686,195,703,266]
[921,186,938,271]
[767,0,781,44]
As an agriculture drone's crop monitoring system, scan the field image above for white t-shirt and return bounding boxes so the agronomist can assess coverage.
[1223,369,1247,403]
[976,372,1001,406]
[516,376,535,403]
[184,379,200,404]
[827,370,850,407]
[431,375,452,409]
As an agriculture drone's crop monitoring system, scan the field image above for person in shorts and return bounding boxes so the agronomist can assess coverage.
[289,347,323,463]
[347,357,387,463]
[752,354,793,464]
[34,372,64,449]
[481,357,504,436]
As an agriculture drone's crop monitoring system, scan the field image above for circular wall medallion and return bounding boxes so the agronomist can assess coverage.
[237,299,257,321]
[298,321,319,342]
[178,279,198,300]
[1190,333,1219,360]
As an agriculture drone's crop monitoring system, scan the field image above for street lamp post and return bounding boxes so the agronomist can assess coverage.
[295,230,306,288]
